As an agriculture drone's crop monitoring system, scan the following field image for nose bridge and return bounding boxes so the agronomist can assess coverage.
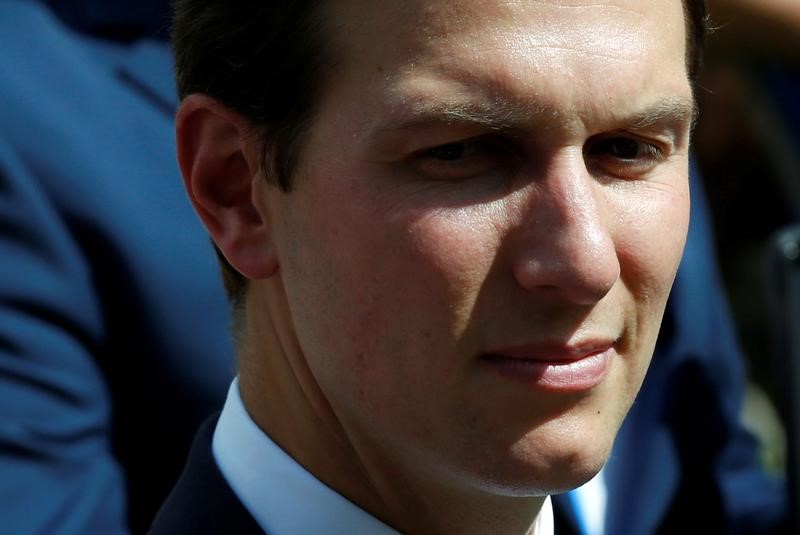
[548,158,606,255]
[512,154,621,304]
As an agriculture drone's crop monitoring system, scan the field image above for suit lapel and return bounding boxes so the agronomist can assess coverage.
[149,415,265,534]
[552,493,582,535]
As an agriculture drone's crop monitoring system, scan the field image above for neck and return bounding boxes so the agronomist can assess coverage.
[237,278,549,534]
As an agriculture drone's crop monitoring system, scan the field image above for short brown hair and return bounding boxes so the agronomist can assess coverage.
[172,0,707,307]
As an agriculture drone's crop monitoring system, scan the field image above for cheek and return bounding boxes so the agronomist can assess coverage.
[402,207,503,307]
[610,180,689,385]
[287,199,505,394]
[279,196,477,369]
[613,181,690,298]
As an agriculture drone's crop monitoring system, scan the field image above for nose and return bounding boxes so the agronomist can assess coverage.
[511,157,620,305]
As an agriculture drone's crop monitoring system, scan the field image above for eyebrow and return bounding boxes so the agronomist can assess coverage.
[373,94,697,136]
[627,97,698,131]
[375,98,539,133]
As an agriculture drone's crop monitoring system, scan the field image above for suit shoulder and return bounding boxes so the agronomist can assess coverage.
[150,415,264,535]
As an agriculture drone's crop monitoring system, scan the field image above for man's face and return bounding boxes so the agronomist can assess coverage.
[264,0,693,495]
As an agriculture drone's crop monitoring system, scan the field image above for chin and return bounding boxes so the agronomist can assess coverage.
[537,457,607,495]
[496,421,617,496]
[519,458,606,497]
[474,462,607,498]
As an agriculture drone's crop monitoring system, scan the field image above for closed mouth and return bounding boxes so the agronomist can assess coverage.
[480,342,616,391]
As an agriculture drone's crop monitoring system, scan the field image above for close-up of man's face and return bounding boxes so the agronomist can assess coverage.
[250,0,694,499]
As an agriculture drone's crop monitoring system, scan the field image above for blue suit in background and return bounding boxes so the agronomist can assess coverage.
[0,1,788,534]
[0,1,233,533]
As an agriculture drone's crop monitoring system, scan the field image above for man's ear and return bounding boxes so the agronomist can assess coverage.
[176,94,279,279]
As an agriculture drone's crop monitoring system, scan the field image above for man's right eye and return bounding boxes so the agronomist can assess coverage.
[412,137,513,181]
[425,141,477,161]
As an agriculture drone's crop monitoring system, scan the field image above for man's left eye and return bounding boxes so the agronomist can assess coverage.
[590,136,662,161]
[584,135,667,179]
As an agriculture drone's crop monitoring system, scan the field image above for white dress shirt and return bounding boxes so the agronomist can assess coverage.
[213,379,555,534]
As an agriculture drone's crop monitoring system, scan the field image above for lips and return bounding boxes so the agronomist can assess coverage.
[480,340,616,391]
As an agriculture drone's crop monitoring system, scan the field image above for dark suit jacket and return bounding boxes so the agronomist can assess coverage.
[0,1,233,532]
[149,416,263,535]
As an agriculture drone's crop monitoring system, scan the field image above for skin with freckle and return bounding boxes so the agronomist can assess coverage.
[185,0,694,533]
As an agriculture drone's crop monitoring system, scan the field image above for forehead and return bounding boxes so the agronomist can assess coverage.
[330,0,682,47]
[323,0,687,71]
[316,0,690,135]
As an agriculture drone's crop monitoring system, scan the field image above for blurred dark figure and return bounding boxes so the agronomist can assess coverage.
[0,1,233,533]
[693,1,800,532]
[697,1,800,365]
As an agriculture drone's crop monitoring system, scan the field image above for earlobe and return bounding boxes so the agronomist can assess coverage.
[176,94,279,279]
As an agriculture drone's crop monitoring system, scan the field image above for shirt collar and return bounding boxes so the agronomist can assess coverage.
[213,378,554,535]
[212,379,400,534]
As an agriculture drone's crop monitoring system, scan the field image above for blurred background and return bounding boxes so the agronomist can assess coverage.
[696,0,800,477]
